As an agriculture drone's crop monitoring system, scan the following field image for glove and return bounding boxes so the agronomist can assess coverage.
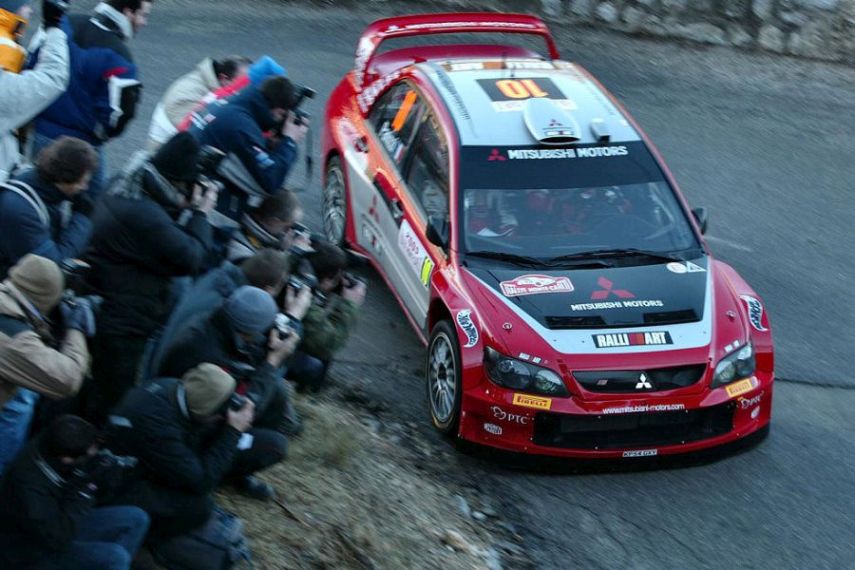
[60,296,97,337]
[71,193,94,217]
[42,0,70,29]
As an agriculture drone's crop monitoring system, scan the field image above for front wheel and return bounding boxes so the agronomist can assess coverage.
[426,320,463,436]
[322,156,347,246]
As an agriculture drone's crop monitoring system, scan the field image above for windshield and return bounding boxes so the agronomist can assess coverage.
[458,143,700,260]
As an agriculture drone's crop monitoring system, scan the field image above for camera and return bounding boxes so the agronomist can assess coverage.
[292,84,316,127]
[273,313,293,340]
[60,258,92,294]
[195,145,227,195]
[94,448,138,470]
[287,257,319,293]
[334,271,365,295]
[61,290,104,312]
[227,393,247,412]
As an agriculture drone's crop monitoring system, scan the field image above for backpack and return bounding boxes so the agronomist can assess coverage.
[150,506,252,570]
[0,179,50,279]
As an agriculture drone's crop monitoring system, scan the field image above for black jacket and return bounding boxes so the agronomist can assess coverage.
[158,308,280,411]
[104,379,240,533]
[84,171,216,337]
[0,439,96,568]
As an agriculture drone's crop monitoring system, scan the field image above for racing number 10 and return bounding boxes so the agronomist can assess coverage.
[495,79,548,99]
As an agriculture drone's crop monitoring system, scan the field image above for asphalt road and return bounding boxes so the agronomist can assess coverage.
[74,0,855,567]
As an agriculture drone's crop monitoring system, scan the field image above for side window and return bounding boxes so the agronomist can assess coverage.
[368,82,424,167]
[404,112,450,222]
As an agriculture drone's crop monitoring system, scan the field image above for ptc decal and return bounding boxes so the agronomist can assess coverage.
[455,310,479,348]
[500,274,574,297]
[740,295,769,332]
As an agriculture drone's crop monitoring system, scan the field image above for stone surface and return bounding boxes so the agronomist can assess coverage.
[752,0,774,19]
[724,0,751,18]
[541,0,564,17]
[674,22,728,44]
[780,10,811,25]
[622,6,646,31]
[570,0,595,17]
[596,1,619,23]
[758,24,786,51]
[728,23,754,46]
[790,0,839,9]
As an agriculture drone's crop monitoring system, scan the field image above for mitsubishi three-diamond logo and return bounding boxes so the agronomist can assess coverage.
[635,373,653,390]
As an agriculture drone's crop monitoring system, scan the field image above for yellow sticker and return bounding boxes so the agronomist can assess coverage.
[725,378,754,398]
[420,257,434,287]
[513,393,552,411]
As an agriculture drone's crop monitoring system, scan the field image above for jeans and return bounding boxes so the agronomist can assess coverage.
[0,388,39,475]
[288,351,328,393]
[53,506,150,570]
[32,133,106,200]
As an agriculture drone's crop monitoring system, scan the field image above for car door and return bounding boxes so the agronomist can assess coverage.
[354,81,429,318]
[394,109,451,327]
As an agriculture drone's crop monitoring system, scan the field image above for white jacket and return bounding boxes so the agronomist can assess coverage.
[147,58,220,149]
[0,27,69,182]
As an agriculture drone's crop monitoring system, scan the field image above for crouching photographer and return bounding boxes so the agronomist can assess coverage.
[0,414,150,570]
[0,254,95,475]
[289,241,366,393]
[103,363,269,567]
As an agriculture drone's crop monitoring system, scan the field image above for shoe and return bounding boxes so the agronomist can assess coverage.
[233,476,275,501]
[278,412,304,437]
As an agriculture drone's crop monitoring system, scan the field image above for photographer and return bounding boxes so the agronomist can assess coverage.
[158,286,306,499]
[187,75,309,219]
[104,364,273,556]
[0,136,99,278]
[0,414,149,569]
[292,242,366,393]
[0,0,70,182]
[84,132,218,422]
[0,254,94,475]
[226,189,305,264]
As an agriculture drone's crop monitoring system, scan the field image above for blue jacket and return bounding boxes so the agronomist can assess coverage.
[31,7,140,145]
[0,169,92,275]
[188,86,297,194]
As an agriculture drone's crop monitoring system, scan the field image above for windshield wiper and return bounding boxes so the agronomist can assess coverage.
[546,248,687,265]
[466,250,544,267]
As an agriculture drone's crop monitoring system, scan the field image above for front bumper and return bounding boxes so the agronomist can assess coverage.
[458,370,773,459]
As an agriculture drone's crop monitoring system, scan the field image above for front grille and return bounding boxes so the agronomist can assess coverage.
[544,309,699,330]
[545,316,607,329]
[574,364,707,393]
[532,403,735,450]
[643,309,699,325]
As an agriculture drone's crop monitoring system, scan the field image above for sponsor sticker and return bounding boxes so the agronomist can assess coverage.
[725,378,755,398]
[398,220,433,288]
[492,99,578,113]
[666,261,706,274]
[570,299,664,311]
[593,331,672,349]
[623,449,658,458]
[603,403,686,414]
[591,276,633,300]
[443,60,556,72]
[488,146,629,161]
[740,295,769,332]
[483,423,503,435]
[738,391,764,410]
[477,77,563,102]
[455,310,479,348]
[512,393,552,411]
[500,274,574,297]
[491,406,530,425]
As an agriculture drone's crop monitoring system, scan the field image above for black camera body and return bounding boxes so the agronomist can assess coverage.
[195,145,227,196]
[95,448,138,470]
[292,84,316,127]
[273,313,293,340]
[227,393,247,412]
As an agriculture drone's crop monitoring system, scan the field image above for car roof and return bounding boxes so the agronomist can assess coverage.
[416,58,643,147]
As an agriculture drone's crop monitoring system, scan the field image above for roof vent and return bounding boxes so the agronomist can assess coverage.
[523,98,580,146]
[590,118,610,142]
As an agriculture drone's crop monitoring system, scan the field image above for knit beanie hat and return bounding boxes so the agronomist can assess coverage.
[8,254,64,314]
[248,55,286,85]
[182,363,236,417]
[223,286,277,335]
[150,132,201,182]
[0,1,27,14]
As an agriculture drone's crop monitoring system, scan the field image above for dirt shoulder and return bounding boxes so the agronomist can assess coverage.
[218,385,524,569]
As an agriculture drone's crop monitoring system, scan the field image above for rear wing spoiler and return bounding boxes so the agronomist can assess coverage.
[353,13,561,91]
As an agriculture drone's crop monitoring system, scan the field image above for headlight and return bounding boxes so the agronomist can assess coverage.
[712,343,756,388]
[484,347,569,397]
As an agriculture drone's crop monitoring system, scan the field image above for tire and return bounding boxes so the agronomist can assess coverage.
[322,156,347,246]
[426,320,463,436]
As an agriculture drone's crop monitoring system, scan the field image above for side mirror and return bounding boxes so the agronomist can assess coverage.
[692,207,708,235]
[425,215,449,249]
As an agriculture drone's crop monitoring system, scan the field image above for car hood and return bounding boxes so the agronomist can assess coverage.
[462,258,714,355]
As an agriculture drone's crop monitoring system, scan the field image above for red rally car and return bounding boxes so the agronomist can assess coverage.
[321,13,774,458]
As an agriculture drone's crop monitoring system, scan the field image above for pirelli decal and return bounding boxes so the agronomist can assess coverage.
[593,331,673,349]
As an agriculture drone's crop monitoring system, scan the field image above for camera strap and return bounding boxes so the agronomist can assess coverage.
[1,180,49,229]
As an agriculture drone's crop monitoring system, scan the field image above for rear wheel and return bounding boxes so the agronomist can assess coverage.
[322,156,347,245]
[427,320,463,436]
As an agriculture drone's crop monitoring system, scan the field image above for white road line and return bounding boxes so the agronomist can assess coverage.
[705,235,755,253]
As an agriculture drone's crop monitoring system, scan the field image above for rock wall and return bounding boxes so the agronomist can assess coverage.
[429,0,855,63]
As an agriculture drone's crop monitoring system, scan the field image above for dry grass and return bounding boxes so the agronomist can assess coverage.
[216,397,493,569]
